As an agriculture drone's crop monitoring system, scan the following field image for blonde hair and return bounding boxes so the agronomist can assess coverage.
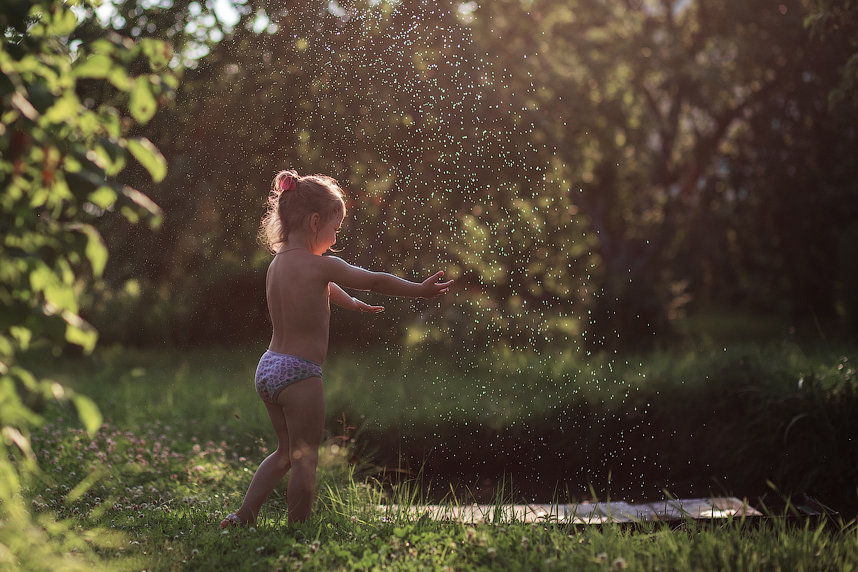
[260,170,346,253]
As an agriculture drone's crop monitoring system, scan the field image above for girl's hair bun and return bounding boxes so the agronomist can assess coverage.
[277,170,299,193]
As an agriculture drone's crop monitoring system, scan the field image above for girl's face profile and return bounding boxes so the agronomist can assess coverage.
[314,204,345,254]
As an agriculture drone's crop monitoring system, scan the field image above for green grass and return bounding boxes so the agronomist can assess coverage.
[31,341,857,506]
[38,340,857,431]
[18,342,858,569]
[25,416,858,571]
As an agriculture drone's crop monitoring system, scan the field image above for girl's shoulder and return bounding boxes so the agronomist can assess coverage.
[319,254,348,265]
[269,253,335,286]
[313,254,350,274]
[291,253,351,277]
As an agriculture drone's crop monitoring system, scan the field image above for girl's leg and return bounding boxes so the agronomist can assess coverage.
[221,400,292,527]
[278,376,325,523]
[220,376,324,527]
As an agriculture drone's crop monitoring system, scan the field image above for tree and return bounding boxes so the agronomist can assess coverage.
[807,0,858,107]
[81,0,858,351]
[468,0,858,346]
[94,0,590,350]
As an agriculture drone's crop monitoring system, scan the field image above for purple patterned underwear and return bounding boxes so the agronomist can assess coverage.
[254,350,322,404]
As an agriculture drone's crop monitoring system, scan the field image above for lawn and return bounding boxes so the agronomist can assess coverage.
[18,342,858,570]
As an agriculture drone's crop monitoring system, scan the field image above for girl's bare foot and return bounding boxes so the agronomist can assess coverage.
[219,513,250,529]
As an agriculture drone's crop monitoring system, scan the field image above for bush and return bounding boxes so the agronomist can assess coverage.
[0,0,173,567]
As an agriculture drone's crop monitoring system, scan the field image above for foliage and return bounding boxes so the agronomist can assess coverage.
[468,0,858,345]
[78,0,858,351]
[807,0,858,107]
[0,0,173,568]
[88,0,588,350]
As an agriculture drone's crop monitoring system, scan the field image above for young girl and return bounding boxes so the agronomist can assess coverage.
[220,170,453,527]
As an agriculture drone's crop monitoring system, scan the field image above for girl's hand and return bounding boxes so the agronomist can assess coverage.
[352,297,385,314]
[421,271,454,298]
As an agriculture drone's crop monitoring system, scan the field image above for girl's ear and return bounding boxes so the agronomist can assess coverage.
[308,212,320,233]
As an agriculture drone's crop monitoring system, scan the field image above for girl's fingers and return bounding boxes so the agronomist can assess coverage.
[424,272,453,297]
[426,270,445,283]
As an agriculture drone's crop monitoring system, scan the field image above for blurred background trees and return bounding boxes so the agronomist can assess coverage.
[60,0,858,350]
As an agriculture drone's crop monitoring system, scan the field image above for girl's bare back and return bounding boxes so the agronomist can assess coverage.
[266,250,333,365]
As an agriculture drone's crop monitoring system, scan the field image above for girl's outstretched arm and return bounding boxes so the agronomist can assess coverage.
[323,257,453,299]
[329,282,385,313]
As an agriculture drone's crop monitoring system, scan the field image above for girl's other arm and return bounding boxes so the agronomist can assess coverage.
[323,257,453,299]
[329,282,385,313]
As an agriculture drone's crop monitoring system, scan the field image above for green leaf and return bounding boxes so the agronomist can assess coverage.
[30,264,77,313]
[127,137,167,182]
[141,38,173,71]
[129,76,157,123]
[65,466,107,503]
[63,310,97,353]
[72,394,102,437]
[0,449,21,498]
[50,5,78,36]
[88,186,117,209]
[0,335,13,358]
[43,92,81,124]
[90,38,116,55]
[107,65,133,91]
[120,185,163,229]
[393,527,408,538]
[9,326,32,351]
[90,142,127,176]
[0,374,43,429]
[120,206,139,224]
[77,224,107,277]
[73,54,113,79]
